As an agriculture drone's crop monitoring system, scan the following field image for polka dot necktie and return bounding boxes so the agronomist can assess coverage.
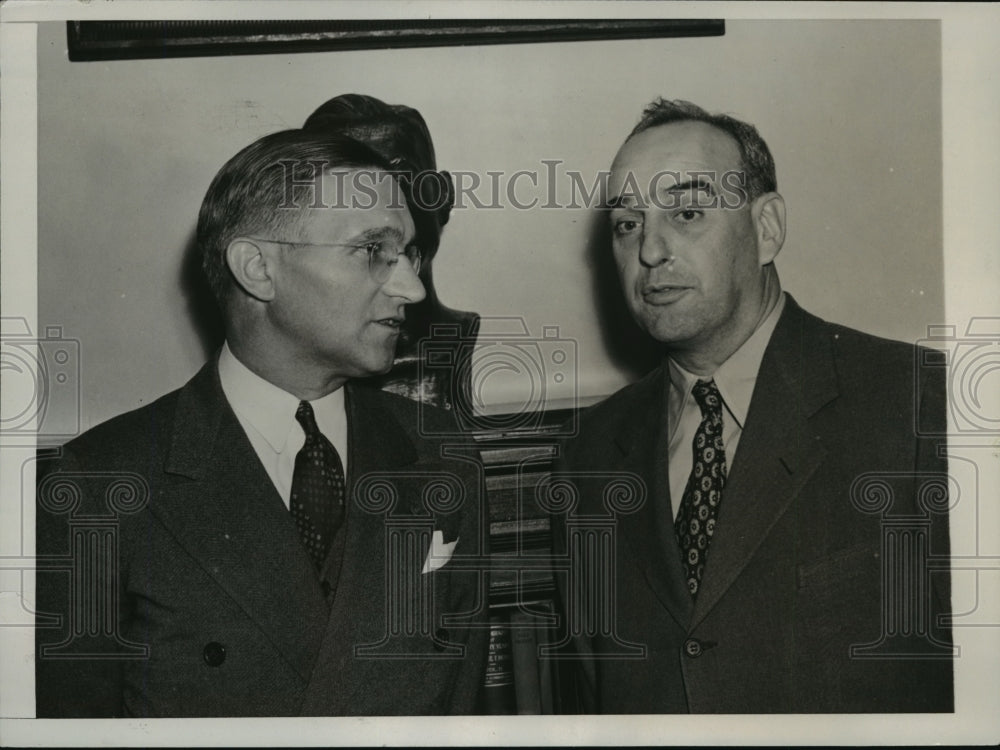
[674,379,728,598]
[290,401,346,570]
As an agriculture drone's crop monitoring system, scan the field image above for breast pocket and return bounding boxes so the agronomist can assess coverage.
[796,544,882,591]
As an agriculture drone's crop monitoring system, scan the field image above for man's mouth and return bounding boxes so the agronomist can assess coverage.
[375,316,405,329]
[642,283,692,304]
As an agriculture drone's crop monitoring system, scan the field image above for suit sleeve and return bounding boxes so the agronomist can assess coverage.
[35,448,126,717]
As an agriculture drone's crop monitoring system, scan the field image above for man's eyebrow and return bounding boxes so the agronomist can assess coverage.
[605,177,717,209]
[349,226,406,244]
[660,178,716,196]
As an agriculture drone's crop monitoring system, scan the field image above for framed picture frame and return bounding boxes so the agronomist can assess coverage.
[67,19,724,61]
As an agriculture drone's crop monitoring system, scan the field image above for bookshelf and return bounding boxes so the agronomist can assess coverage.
[473,408,580,714]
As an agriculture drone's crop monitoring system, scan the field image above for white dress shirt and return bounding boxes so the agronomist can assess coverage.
[217,342,349,509]
[665,293,786,519]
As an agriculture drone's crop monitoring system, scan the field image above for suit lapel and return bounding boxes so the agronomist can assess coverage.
[325,383,418,617]
[155,359,329,683]
[690,297,838,628]
[299,384,420,712]
[613,367,695,630]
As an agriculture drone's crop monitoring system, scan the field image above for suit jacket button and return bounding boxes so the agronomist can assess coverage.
[684,638,703,658]
[203,641,226,666]
[433,628,449,651]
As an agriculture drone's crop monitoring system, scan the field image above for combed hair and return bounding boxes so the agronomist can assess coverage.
[197,129,391,305]
[629,98,777,201]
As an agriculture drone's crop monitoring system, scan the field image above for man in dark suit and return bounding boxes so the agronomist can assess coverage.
[35,129,488,716]
[554,99,952,713]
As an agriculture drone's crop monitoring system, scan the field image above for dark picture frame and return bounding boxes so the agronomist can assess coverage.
[66,19,724,61]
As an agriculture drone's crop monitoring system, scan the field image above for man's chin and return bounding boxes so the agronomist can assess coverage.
[369,350,399,377]
[638,314,692,346]
[364,358,397,378]
[338,347,397,381]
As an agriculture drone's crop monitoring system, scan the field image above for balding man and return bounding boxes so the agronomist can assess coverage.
[555,99,952,713]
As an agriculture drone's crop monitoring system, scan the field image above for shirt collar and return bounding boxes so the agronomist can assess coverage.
[666,292,786,428]
[217,342,345,454]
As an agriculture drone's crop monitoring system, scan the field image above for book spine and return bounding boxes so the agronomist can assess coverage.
[483,612,516,714]
[537,602,555,714]
[510,611,542,714]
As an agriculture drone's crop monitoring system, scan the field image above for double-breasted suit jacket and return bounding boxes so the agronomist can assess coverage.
[555,296,952,713]
[36,358,489,717]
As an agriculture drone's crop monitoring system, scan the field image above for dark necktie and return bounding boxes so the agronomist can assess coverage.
[674,379,728,598]
[290,401,346,570]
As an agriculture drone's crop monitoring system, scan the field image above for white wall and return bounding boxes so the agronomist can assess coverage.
[36,19,942,432]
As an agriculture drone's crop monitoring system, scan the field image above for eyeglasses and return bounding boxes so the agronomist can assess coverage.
[246,236,422,283]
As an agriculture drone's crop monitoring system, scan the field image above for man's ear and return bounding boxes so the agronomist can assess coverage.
[226,238,277,302]
[751,192,786,266]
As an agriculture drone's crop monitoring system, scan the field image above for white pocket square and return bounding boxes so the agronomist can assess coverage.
[421,530,458,574]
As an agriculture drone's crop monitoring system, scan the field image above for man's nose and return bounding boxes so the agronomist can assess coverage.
[638,218,674,268]
[383,256,427,303]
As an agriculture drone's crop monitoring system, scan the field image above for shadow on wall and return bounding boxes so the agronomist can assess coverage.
[584,209,662,381]
[180,229,226,361]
